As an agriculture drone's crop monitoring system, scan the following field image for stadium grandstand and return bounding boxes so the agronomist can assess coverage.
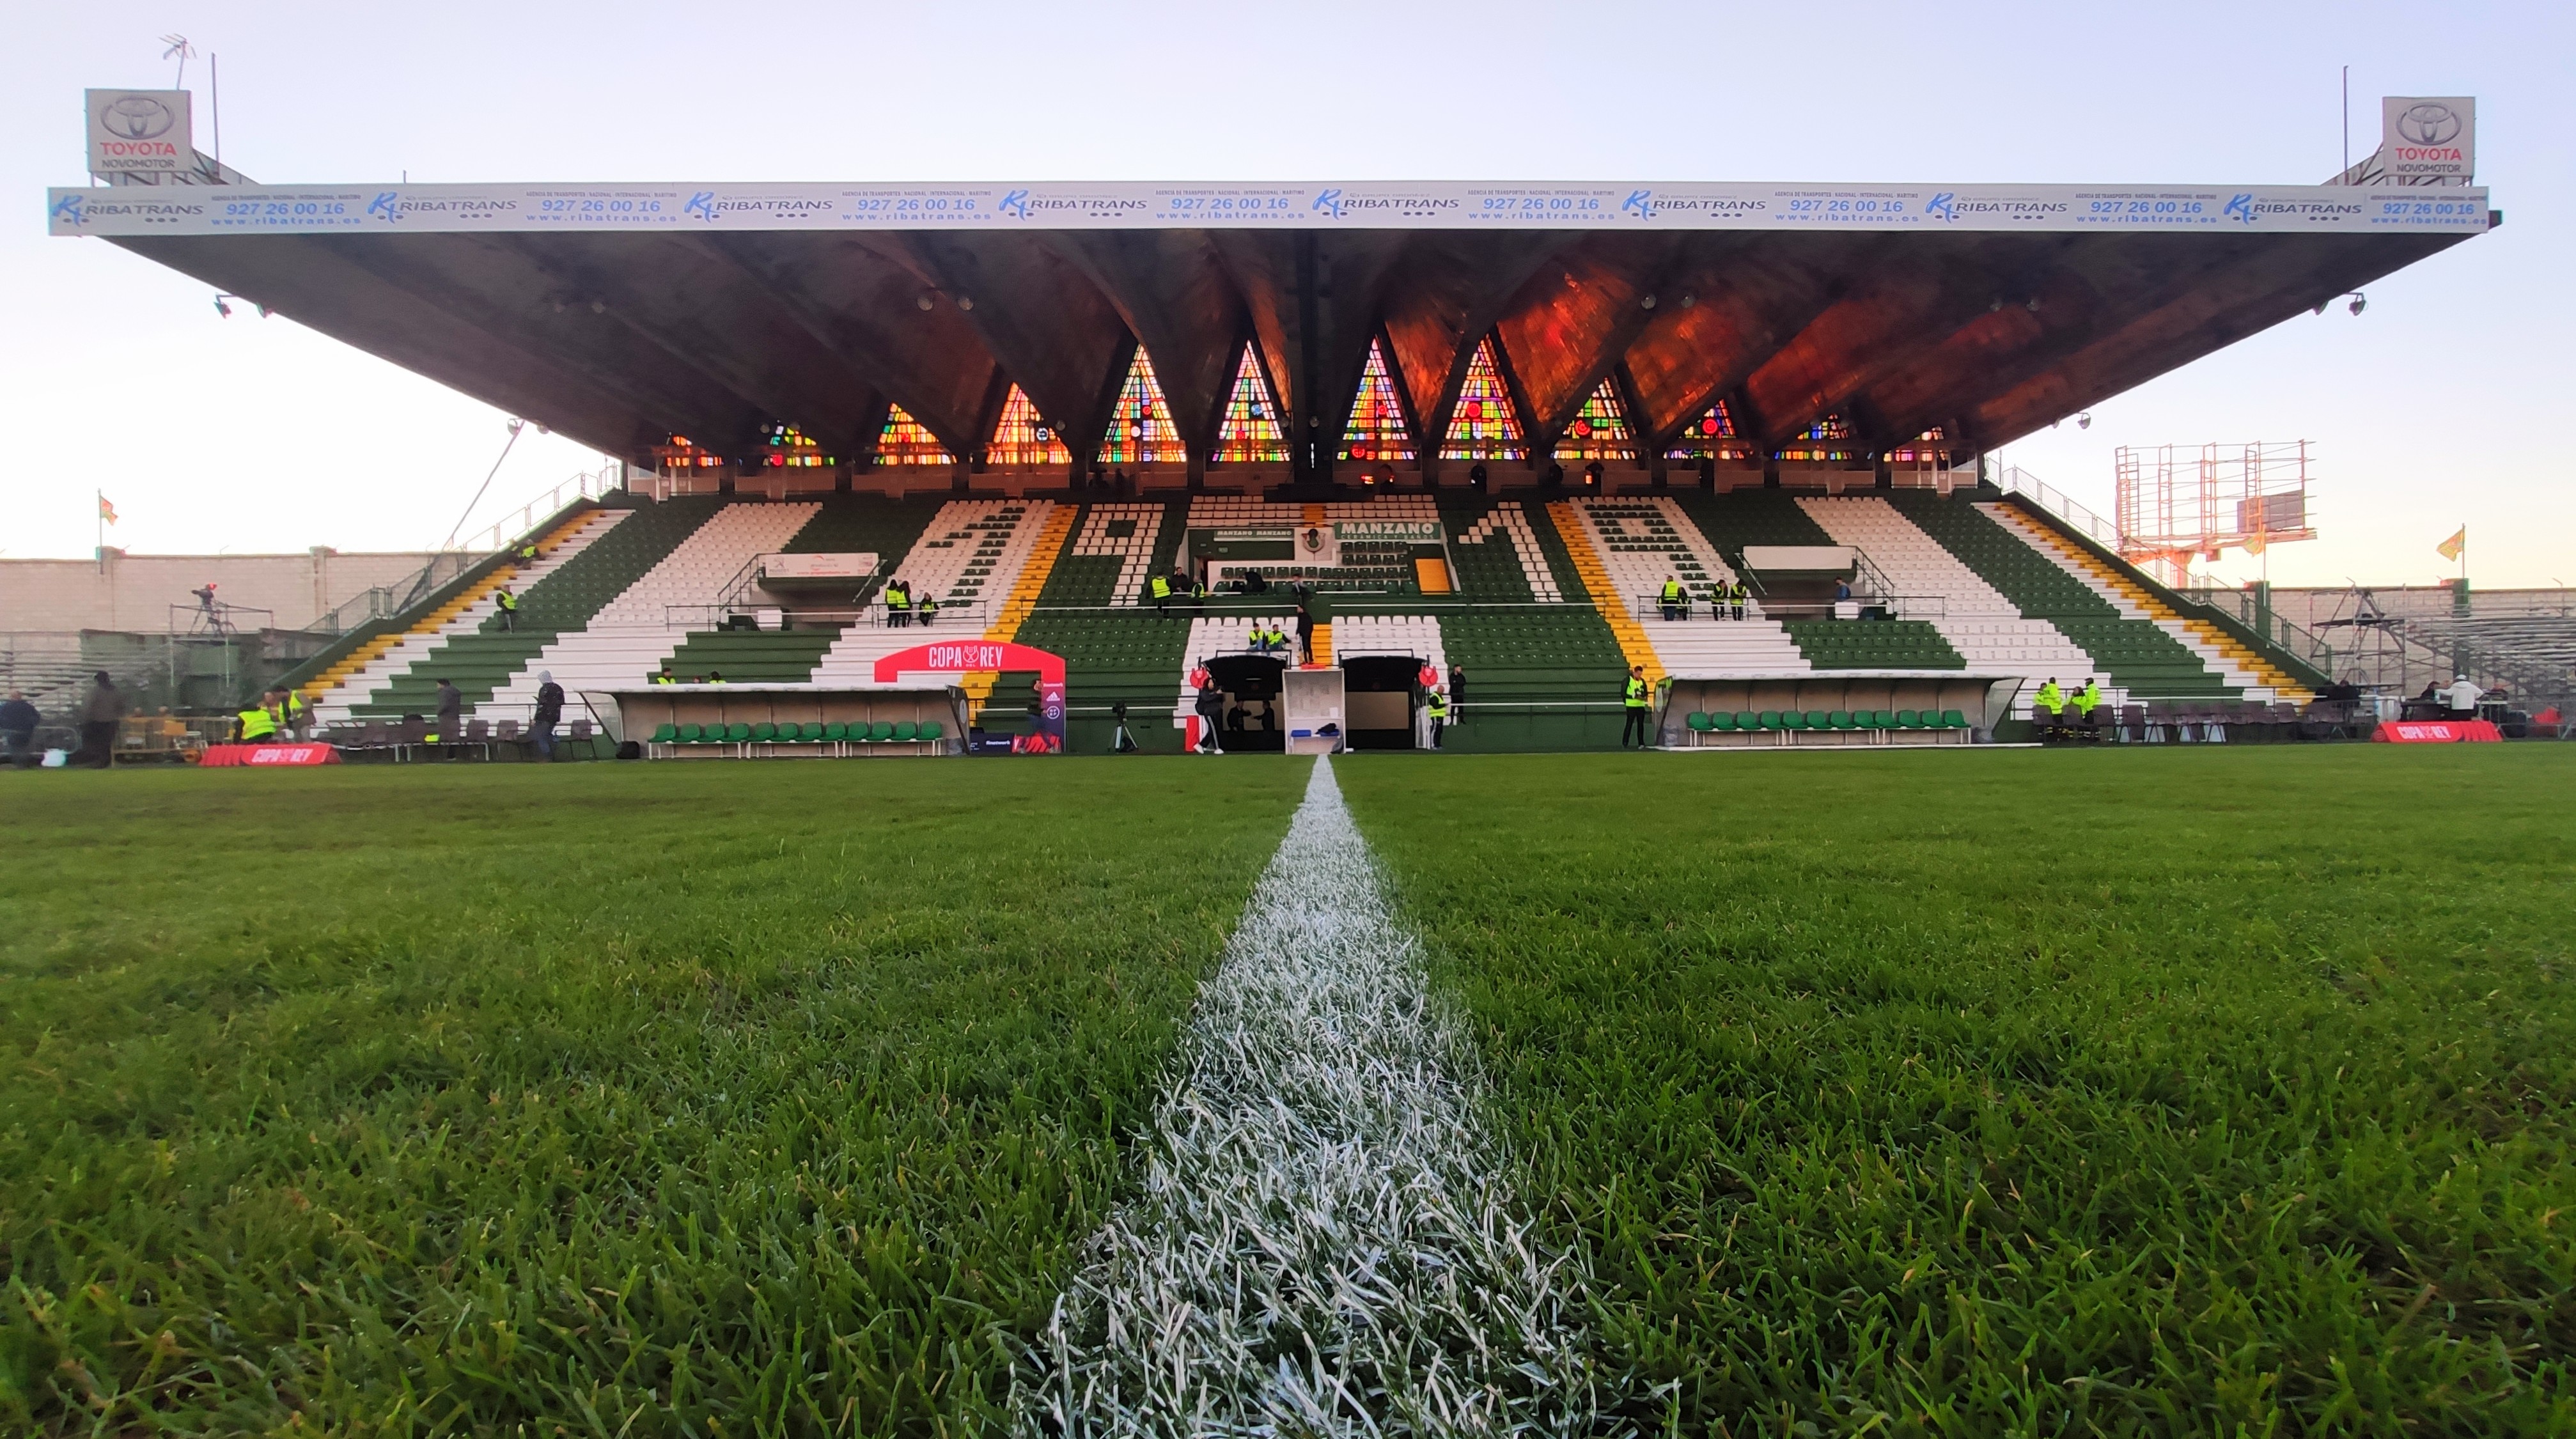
[40,98,2527,756]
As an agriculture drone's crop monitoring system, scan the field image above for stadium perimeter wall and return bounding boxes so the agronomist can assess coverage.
[0,547,467,634]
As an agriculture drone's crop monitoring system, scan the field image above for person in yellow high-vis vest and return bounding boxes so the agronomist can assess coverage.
[1621,665,1653,749]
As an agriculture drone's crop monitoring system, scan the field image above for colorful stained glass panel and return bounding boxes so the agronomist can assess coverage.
[1096,348,1189,465]
[1664,401,1748,459]
[1338,339,1415,463]
[987,384,1070,467]
[1554,378,1634,462]
[1213,346,1289,463]
[1438,338,1526,461]
[875,404,954,465]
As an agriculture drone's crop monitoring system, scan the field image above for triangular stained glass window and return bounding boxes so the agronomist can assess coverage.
[1095,348,1189,465]
[1438,338,1525,462]
[1213,347,1289,463]
[876,403,954,465]
[1338,339,1415,463]
[987,384,1070,467]
[1554,378,1634,462]
[1665,400,1742,460]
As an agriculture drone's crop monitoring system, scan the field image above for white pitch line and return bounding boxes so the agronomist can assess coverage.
[1017,757,1631,1437]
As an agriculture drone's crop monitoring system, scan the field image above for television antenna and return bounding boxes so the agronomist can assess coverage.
[160,34,196,89]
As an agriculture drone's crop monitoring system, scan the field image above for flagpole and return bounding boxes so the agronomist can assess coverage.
[95,488,103,573]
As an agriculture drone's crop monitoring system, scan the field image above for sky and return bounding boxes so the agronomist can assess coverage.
[6,0,2567,589]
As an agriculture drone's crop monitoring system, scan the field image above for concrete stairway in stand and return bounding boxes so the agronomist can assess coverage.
[481,501,820,716]
[308,508,627,724]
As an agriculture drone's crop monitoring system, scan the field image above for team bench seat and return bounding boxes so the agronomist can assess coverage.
[648,718,946,758]
[1682,708,1972,747]
[1659,673,2021,748]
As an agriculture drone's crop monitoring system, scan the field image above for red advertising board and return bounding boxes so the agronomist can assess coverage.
[199,743,342,766]
[2371,720,2501,743]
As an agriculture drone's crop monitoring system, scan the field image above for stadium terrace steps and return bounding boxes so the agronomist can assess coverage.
[961,504,1076,713]
[1979,502,2309,701]
[1545,501,1668,682]
[1013,610,1191,722]
[474,501,820,716]
[806,500,1061,685]
[661,628,845,683]
[309,508,627,722]
[1432,607,1627,707]
[1797,495,2103,706]
[1439,496,1561,602]
[1563,497,1811,678]
[1882,491,2238,699]
[777,492,945,600]
[1778,619,1967,669]
[1329,615,1447,674]
[1186,494,1441,593]
[1173,614,1304,724]
[1064,501,1183,606]
[1670,488,1838,568]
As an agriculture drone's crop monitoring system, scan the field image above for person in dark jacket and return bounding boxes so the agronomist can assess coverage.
[435,678,465,759]
[75,672,126,768]
[530,671,565,761]
[1,689,39,769]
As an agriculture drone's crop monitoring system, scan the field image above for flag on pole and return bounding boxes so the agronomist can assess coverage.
[2435,526,2466,562]
[2242,534,2265,557]
[97,495,118,525]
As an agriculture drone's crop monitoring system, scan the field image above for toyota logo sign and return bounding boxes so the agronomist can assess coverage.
[2394,102,2462,146]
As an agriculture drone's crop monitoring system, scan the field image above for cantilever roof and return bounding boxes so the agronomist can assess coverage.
[48,178,2492,471]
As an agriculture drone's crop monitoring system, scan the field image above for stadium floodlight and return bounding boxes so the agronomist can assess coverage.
[2348,292,2368,315]
[212,295,230,318]
[957,295,975,311]
[2078,412,2092,430]
[916,293,935,311]
[1639,294,1657,310]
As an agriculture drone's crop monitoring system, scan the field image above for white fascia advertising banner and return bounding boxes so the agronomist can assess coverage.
[47,178,2494,238]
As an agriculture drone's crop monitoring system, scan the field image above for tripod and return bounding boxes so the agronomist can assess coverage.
[1110,703,1139,753]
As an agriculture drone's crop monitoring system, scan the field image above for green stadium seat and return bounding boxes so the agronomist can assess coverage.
[751,721,777,742]
[1893,709,1918,728]
[650,722,677,743]
[893,720,918,742]
[1735,712,1760,732]
[1804,710,1831,729]
[870,720,896,742]
[793,722,820,742]
[1868,710,1891,729]
[673,722,700,743]
[726,722,752,743]
[1685,711,1713,731]
[822,721,848,741]
[1758,710,1782,730]
[1710,712,1738,732]
[1782,711,1808,731]
[918,720,943,740]
[1942,709,1969,729]
[1827,710,1853,729]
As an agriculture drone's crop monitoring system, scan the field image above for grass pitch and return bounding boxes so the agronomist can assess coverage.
[0,759,1307,1436]
[1338,746,2576,1435]
[6,747,2572,1436]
